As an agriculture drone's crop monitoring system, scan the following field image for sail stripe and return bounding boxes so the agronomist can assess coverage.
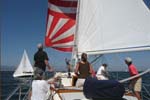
[53,47,72,52]
[45,0,77,52]
[49,0,77,7]
[51,19,75,40]
[47,15,60,38]
[52,24,75,42]
[48,7,76,19]
[52,34,74,45]
[46,15,53,37]
[48,2,77,14]
[49,18,68,39]
[51,41,74,47]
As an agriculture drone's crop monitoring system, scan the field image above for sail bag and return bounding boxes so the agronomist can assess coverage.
[83,77,125,100]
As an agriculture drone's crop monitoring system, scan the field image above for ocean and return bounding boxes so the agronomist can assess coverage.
[1,71,150,100]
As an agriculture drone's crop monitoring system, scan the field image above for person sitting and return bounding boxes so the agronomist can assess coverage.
[74,53,95,87]
[96,63,109,80]
[30,70,51,100]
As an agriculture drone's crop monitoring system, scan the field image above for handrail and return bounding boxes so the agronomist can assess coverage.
[23,87,32,100]
[119,68,150,83]
[5,78,32,100]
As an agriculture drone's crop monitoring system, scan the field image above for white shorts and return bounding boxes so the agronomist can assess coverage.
[76,79,85,87]
[96,75,108,80]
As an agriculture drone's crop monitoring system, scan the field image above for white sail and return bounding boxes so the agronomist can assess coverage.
[76,0,150,55]
[13,50,34,78]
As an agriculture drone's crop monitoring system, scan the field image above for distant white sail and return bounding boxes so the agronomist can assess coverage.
[76,0,150,55]
[13,50,34,78]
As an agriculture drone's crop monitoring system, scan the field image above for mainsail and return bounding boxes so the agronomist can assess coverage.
[45,0,78,52]
[13,50,33,78]
[76,0,150,55]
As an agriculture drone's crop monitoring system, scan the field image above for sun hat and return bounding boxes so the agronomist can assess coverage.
[37,43,43,49]
[125,57,132,63]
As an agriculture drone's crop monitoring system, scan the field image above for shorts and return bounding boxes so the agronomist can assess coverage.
[34,67,44,76]
[134,78,142,92]
[76,79,85,87]
[96,74,108,80]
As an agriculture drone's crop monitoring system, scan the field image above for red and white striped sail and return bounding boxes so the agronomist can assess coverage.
[45,0,78,52]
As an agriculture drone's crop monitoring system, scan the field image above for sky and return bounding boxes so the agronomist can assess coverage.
[1,0,150,71]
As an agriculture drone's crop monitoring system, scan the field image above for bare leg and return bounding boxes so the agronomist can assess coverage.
[134,91,141,100]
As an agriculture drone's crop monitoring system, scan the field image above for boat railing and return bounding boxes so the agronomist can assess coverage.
[22,87,32,100]
[142,83,150,100]
[6,85,21,100]
[5,79,32,100]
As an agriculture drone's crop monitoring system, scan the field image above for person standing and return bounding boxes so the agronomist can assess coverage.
[74,53,95,87]
[65,58,72,78]
[34,43,53,76]
[125,57,142,100]
[96,63,109,80]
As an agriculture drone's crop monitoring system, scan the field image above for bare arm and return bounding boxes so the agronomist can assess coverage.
[45,60,53,72]
[74,63,79,75]
[89,64,95,77]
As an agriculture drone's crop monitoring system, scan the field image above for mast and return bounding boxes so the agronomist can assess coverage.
[72,0,80,64]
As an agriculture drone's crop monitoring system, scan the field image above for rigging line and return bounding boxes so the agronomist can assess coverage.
[90,54,103,64]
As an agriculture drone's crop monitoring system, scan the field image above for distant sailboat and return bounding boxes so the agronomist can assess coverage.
[13,50,34,78]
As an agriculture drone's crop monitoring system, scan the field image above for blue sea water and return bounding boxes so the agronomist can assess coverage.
[1,71,150,100]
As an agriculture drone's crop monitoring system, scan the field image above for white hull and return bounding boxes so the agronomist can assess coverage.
[50,73,137,100]
[53,93,137,100]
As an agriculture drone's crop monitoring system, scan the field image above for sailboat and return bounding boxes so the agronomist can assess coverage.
[13,50,34,78]
[44,0,150,100]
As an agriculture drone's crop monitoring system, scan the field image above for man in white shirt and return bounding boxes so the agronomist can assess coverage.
[96,64,109,80]
[30,69,51,100]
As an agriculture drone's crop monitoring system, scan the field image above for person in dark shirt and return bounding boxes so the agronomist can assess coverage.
[74,53,95,87]
[34,43,53,76]
[65,58,72,78]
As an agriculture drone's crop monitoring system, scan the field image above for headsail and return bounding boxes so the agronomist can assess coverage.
[13,50,34,78]
[45,0,78,52]
[76,0,150,55]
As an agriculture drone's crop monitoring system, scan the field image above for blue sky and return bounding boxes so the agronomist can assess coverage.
[1,0,150,71]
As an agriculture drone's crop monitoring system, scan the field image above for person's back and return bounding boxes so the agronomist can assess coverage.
[31,80,50,100]
[96,64,109,80]
[34,43,53,76]
[30,69,50,100]
[74,53,95,87]
[78,61,91,78]
[34,49,48,71]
